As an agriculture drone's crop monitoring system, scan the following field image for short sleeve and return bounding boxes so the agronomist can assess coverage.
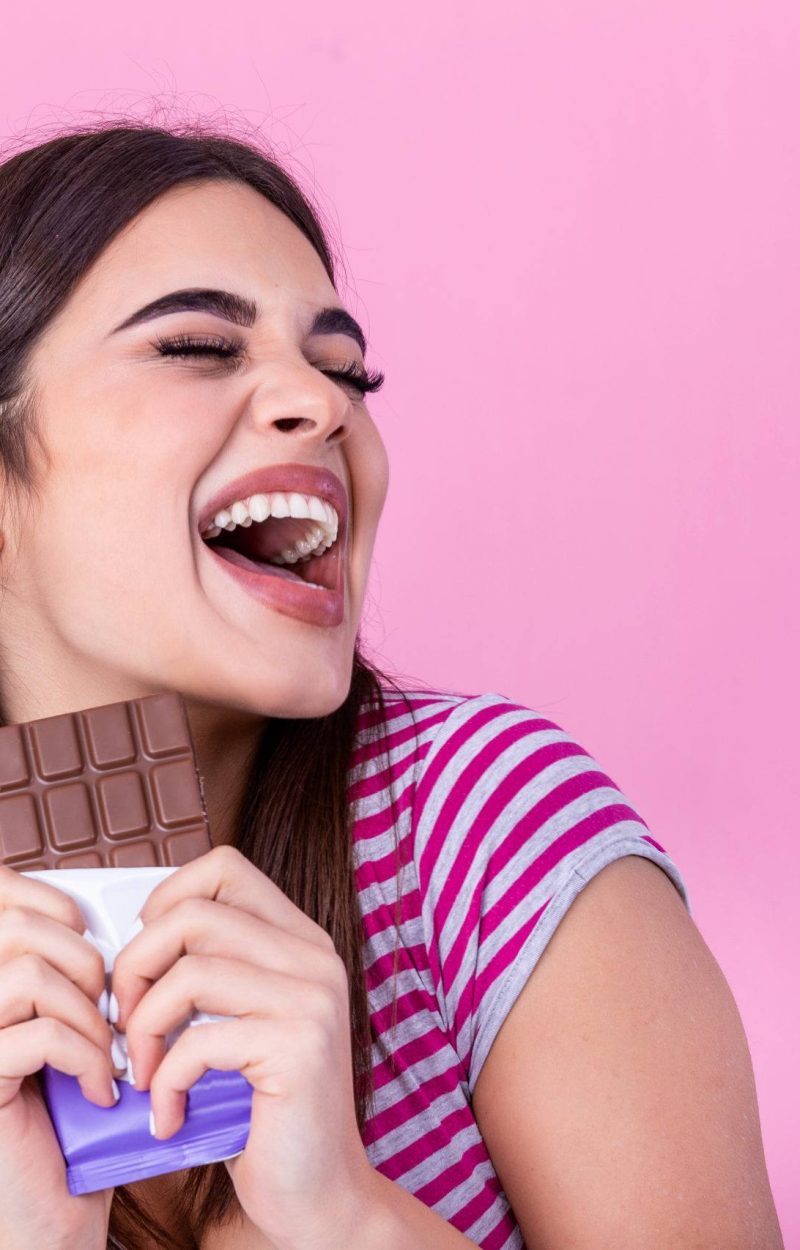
[410,692,693,1098]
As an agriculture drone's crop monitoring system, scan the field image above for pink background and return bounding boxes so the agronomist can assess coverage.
[1,1,797,1240]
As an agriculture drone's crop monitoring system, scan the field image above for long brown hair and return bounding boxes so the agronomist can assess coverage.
[0,116,429,1249]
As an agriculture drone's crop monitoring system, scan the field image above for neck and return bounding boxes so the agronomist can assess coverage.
[182,699,267,850]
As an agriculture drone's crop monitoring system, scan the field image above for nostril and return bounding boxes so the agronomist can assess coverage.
[274,417,308,432]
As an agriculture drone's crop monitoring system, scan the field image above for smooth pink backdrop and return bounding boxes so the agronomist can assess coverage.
[1,1,796,1241]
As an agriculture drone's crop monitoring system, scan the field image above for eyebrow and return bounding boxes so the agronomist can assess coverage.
[110,287,367,356]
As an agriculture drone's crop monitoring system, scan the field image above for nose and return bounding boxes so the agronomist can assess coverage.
[248,361,350,447]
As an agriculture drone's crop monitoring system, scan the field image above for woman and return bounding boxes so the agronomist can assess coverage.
[0,121,783,1250]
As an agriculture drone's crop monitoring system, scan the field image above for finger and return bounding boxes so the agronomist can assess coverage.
[0,866,87,935]
[126,958,330,1090]
[148,1018,261,1139]
[112,899,330,1029]
[0,905,108,1007]
[0,1017,119,1110]
[138,845,326,947]
[0,955,115,1060]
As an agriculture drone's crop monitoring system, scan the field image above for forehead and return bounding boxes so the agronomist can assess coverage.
[68,179,337,321]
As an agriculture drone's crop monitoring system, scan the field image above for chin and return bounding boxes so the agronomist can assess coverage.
[217,663,353,722]
[275,676,353,720]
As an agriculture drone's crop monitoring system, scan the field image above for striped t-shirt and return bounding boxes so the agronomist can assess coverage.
[347,687,692,1249]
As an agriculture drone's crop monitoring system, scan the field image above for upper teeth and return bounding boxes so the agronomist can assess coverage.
[201,491,339,565]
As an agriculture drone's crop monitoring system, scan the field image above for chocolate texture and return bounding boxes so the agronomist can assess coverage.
[0,693,212,869]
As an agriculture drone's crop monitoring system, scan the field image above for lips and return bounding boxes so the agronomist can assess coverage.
[204,525,346,627]
[197,462,348,536]
[196,462,349,626]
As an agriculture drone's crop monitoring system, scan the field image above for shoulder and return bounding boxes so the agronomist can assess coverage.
[350,683,474,767]
[351,686,547,814]
[395,688,693,1086]
[346,684,479,852]
[409,687,621,809]
[403,688,572,826]
[405,688,692,918]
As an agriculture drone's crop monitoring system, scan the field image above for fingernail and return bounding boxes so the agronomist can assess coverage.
[97,989,109,1019]
[127,1057,136,1087]
[111,1079,120,1102]
[108,992,119,1025]
[149,1108,158,1137]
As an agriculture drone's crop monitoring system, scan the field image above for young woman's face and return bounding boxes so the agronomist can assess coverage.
[0,179,389,722]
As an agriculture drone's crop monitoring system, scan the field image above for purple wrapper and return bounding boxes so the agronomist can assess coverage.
[42,1062,253,1194]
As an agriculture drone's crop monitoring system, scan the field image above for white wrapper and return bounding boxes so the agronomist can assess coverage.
[22,866,232,1083]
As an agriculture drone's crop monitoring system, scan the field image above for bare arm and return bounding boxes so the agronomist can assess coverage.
[471,855,784,1249]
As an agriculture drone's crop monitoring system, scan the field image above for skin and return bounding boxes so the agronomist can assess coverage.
[0,178,390,845]
[0,181,389,1243]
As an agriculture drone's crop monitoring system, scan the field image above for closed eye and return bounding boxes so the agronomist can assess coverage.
[153,333,385,398]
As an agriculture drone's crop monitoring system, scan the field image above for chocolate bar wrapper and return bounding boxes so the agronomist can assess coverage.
[23,866,253,1195]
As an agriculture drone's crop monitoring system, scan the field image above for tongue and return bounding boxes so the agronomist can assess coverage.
[214,546,306,582]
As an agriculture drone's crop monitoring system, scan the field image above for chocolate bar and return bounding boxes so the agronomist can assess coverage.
[0,693,212,869]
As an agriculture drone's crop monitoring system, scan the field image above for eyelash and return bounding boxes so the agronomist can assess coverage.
[153,333,385,398]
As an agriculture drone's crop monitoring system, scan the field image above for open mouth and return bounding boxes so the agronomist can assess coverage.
[202,512,342,593]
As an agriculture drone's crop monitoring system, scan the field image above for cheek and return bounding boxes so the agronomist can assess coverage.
[374,435,390,512]
[32,513,176,615]
[24,502,196,671]
[357,421,390,523]
[33,385,215,564]
[19,444,188,615]
[49,365,222,481]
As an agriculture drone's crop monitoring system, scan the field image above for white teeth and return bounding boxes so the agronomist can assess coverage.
[248,494,269,523]
[287,492,311,518]
[299,527,324,553]
[201,490,340,566]
[308,496,328,524]
[269,492,291,519]
[230,501,252,527]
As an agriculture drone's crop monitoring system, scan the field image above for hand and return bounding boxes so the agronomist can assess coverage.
[111,845,375,1250]
[0,866,119,1250]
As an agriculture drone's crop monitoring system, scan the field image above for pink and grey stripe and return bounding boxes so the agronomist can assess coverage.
[347,689,691,1249]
